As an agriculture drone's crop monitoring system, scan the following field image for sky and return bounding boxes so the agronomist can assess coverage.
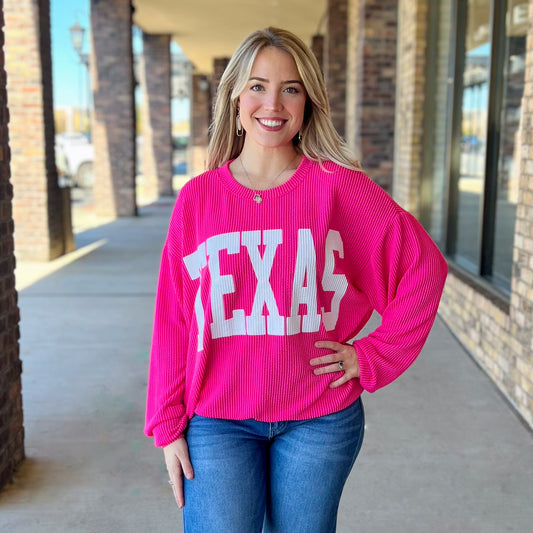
[50,0,189,123]
[51,0,92,109]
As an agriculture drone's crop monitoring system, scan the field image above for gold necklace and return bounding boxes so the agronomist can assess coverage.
[239,155,298,204]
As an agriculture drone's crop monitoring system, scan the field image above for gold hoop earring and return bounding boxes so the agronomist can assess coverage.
[236,115,244,137]
[298,131,302,143]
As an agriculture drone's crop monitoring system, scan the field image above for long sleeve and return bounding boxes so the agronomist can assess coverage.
[353,211,448,393]
[144,244,189,447]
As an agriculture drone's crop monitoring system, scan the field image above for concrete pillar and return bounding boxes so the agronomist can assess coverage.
[140,33,173,202]
[0,0,24,490]
[4,0,74,260]
[325,0,348,138]
[90,0,137,217]
[211,57,230,112]
[346,0,397,192]
[190,73,211,176]
[391,0,424,211]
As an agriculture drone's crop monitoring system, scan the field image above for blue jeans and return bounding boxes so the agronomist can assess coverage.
[182,398,365,533]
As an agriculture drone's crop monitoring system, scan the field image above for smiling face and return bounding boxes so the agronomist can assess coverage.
[237,46,307,150]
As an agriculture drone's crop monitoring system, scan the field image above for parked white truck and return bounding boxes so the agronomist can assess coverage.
[55,133,94,188]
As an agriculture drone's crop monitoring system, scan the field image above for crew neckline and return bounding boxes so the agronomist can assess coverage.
[217,155,311,202]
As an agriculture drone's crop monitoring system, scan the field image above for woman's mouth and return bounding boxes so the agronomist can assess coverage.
[257,118,286,129]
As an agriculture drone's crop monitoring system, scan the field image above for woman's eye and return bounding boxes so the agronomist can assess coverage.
[250,84,264,92]
[284,86,300,94]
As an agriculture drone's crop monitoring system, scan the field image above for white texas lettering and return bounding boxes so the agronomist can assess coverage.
[182,229,348,348]
[182,242,207,351]
[242,229,284,335]
[321,230,349,331]
[206,232,246,339]
[286,229,321,335]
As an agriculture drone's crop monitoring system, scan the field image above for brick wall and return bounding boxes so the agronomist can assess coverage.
[211,57,229,114]
[394,0,533,429]
[90,0,137,217]
[4,0,73,260]
[190,73,211,176]
[512,2,533,390]
[140,33,173,202]
[346,0,397,191]
[325,0,348,138]
[392,0,427,215]
[0,0,24,490]
[311,34,324,74]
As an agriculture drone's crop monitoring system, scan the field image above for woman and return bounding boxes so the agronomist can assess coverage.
[145,27,448,533]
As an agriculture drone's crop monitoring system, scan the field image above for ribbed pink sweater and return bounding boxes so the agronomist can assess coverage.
[144,156,448,447]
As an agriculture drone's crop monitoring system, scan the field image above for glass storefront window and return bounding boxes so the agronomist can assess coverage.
[454,0,491,272]
[425,0,524,295]
[492,0,527,288]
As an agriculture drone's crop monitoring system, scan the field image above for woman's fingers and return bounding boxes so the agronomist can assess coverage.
[312,361,345,374]
[309,341,349,367]
[313,340,345,352]
[169,470,184,509]
[310,341,360,386]
[175,438,194,481]
[164,438,194,509]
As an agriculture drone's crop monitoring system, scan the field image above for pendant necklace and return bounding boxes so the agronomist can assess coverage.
[239,155,297,204]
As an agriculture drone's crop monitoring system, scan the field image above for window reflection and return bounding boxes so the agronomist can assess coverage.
[455,0,491,271]
[426,0,525,294]
[493,1,527,288]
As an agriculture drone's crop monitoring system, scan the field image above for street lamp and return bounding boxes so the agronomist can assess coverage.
[69,21,89,67]
[69,21,90,136]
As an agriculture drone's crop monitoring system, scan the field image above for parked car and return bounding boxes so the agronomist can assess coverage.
[461,135,481,152]
[55,133,94,188]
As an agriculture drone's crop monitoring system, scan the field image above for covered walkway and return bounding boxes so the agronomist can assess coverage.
[0,199,532,533]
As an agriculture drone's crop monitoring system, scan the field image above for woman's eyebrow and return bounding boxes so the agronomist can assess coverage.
[249,76,303,85]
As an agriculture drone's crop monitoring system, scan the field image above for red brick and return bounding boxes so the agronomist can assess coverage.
[4,0,73,260]
[0,0,24,491]
[90,0,137,217]
[140,33,173,201]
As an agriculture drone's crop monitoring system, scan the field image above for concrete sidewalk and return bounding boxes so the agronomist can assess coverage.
[1,199,532,533]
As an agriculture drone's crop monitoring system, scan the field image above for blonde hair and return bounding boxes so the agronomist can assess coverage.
[207,27,360,171]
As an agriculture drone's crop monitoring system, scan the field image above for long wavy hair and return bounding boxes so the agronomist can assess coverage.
[207,27,360,171]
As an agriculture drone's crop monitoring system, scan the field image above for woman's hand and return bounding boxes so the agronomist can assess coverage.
[163,437,194,508]
[310,341,360,388]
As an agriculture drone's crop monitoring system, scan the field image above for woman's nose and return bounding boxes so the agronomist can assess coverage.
[264,91,282,111]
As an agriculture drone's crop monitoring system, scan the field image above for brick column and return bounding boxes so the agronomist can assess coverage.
[391,0,424,211]
[311,34,325,72]
[211,57,230,113]
[90,0,137,217]
[325,0,348,138]
[4,0,74,260]
[509,0,533,427]
[0,0,24,490]
[346,0,397,192]
[140,33,173,202]
[190,73,211,176]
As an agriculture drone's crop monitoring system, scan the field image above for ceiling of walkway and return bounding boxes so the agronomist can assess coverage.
[132,0,327,73]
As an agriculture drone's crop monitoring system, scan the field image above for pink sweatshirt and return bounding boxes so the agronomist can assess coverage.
[144,156,448,447]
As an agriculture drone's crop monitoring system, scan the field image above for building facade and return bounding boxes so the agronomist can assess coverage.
[393,0,533,427]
